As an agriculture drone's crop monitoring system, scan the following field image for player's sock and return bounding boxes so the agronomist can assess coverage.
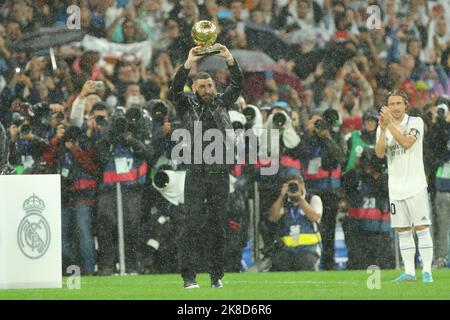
[416,228,433,274]
[398,230,416,275]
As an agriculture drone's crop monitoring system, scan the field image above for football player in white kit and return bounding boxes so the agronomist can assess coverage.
[375,90,433,283]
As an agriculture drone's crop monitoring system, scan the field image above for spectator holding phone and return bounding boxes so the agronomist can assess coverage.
[70,80,104,129]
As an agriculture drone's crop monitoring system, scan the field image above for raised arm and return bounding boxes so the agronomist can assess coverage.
[375,107,388,158]
[168,47,202,110]
[215,45,244,108]
[382,106,418,150]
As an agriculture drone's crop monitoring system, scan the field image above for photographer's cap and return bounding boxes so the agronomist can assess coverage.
[362,109,379,121]
[259,102,272,112]
[272,101,291,113]
[92,101,109,111]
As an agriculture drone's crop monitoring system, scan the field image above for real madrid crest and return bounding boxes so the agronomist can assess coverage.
[17,194,51,259]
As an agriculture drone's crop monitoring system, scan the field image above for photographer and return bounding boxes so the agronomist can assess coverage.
[299,109,346,270]
[268,174,322,271]
[263,101,302,176]
[94,106,154,275]
[429,101,450,267]
[345,109,379,171]
[79,101,110,152]
[8,117,49,174]
[145,99,179,161]
[341,148,394,270]
[49,126,98,275]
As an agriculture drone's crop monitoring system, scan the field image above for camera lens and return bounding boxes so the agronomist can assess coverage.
[113,116,128,135]
[314,119,328,130]
[288,182,299,193]
[242,107,256,122]
[95,115,106,126]
[273,113,286,127]
[20,124,31,135]
[232,121,244,130]
[154,171,170,189]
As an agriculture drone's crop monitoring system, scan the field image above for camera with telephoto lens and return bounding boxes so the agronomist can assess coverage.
[232,121,244,130]
[149,100,169,124]
[11,112,25,127]
[153,170,170,189]
[273,112,287,128]
[95,115,106,127]
[288,182,299,193]
[110,106,145,142]
[18,102,54,127]
[242,106,256,123]
[110,106,129,137]
[19,123,32,135]
[315,108,340,132]
[94,81,104,91]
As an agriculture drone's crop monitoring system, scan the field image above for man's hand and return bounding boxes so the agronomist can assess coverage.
[184,47,203,69]
[162,122,172,135]
[317,128,331,139]
[79,80,96,99]
[217,44,234,64]
[300,184,306,200]
[49,103,65,113]
[380,106,392,130]
[338,200,348,212]
[281,183,289,198]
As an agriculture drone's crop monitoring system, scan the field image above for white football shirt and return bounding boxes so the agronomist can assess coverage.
[376,115,428,200]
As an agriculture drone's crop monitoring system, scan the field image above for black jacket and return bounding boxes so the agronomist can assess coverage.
[168,60,244,171]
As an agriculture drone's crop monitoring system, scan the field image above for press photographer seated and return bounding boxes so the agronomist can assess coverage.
[268,174,322,271]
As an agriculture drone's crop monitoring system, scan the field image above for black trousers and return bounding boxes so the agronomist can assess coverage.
[178,169,229,280]
[96,186,143,272]
[271,249,319,271]
[314,190,340,270]
[342,220,395,270]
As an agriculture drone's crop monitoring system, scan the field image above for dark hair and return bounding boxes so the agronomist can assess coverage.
[406,38,422,53]
[191,72,212,83]
[63,125,82,143]
[385,89,409,106]
[91,101,108,114]
[122,17,137,41]
[284,173,304,184]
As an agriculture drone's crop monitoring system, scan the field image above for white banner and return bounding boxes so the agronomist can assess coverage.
[0,175,62,289]
[81,35,153,66]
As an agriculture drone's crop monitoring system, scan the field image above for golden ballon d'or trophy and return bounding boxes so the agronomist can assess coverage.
[191,20,221,56]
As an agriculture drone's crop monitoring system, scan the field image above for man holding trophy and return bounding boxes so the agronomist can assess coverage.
[168,20,244,289]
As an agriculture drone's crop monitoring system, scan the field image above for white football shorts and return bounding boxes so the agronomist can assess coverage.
[390,188,432,228]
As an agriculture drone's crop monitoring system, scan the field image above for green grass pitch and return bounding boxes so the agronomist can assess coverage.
[1,269,449,300]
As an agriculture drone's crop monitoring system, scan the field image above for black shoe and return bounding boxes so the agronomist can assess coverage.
[211,278,223,288]
[184,279,200,289]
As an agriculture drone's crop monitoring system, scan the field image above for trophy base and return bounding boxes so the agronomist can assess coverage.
[194,44,222,56]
